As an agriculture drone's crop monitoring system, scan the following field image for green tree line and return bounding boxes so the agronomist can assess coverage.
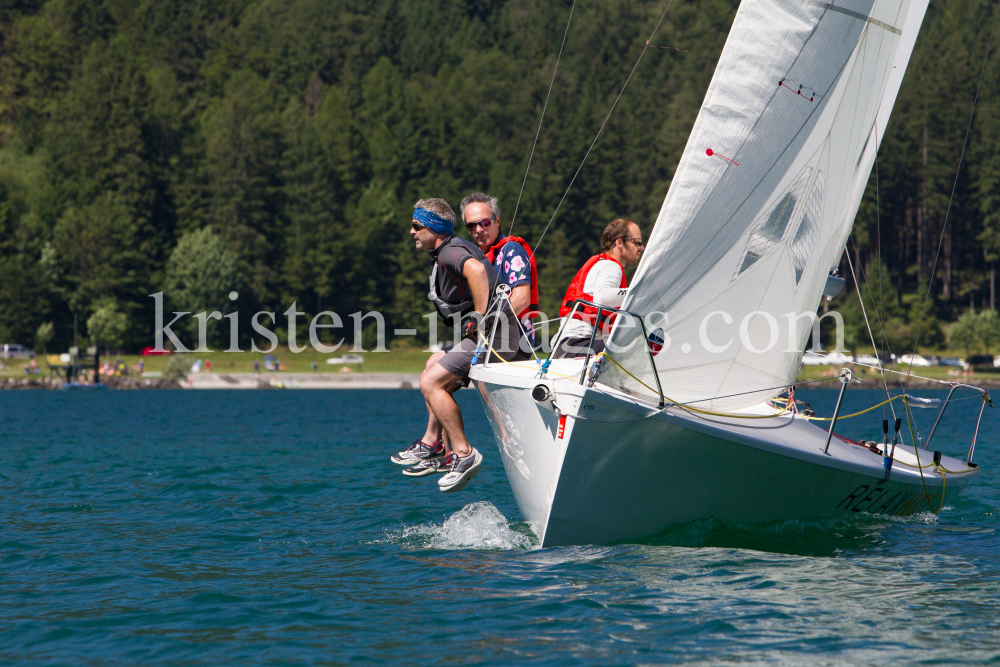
[0,0,997,352]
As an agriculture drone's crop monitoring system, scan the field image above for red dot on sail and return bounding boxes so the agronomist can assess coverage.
[706,148,714,156]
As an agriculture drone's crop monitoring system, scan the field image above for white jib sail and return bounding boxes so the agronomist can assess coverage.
[602,0,928,410]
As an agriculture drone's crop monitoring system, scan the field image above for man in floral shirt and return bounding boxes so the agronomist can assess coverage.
[460,192,537,350]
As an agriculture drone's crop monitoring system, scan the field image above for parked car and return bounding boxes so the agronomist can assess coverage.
[141,346,174,356]
[801,351,828,365]
[966,355,994,367]
[825,351,855,365]
[898,354,936,367]
[938,357,968,368]
[800,350,853,365]
[325,354,364,365]
[2,344,35,359]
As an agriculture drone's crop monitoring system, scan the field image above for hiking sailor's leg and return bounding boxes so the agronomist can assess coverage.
[422,387,459,455]
[420,351,447,448]
[420,362,472,458]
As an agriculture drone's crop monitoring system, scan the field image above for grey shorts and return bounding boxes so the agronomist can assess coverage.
[437,338,481,378]
[438,313,529,378]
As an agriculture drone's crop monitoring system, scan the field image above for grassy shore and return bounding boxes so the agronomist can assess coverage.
[796,361,1000,384]
[1,346,435,378]
[5,345,999,384]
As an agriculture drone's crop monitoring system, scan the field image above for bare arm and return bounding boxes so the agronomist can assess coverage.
[463,260,490,314]
[509,284,530,316]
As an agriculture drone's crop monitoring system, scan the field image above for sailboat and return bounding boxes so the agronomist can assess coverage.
[469,0,991,547]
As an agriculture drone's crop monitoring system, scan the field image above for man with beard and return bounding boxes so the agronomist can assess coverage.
[551,218,644,359]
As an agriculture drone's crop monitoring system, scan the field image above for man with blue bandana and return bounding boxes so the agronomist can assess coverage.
[391,197,522,492]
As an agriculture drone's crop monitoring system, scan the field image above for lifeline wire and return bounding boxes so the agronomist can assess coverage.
[508,0,578,239]
[904,0,1000,391]
[531,0,676,256]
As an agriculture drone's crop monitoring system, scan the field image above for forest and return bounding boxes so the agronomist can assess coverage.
[0,0,998,354]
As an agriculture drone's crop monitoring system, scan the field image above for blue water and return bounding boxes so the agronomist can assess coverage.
[2,388,999,664]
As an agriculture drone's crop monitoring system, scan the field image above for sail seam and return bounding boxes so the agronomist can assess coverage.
[801,1,901,35]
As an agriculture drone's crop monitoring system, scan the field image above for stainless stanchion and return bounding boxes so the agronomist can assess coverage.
[823,367,852,455]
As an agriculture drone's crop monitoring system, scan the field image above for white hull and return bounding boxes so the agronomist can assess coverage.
[470,361,979,547]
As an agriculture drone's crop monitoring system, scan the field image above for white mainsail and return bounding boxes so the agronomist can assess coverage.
[602,0,928,410]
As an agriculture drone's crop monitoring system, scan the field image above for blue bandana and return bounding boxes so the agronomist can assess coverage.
[413,207,454,235]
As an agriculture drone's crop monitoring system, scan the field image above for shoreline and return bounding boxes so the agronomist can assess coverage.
[0,372,421,390]
[2,372,997,391]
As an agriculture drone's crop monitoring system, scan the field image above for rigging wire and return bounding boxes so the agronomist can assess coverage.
[847,236,897,420]
[507,0,578,240]
[844,246,896,418]
[874,121,889,423]
[530,0,677,257]
[903,0,1000,392]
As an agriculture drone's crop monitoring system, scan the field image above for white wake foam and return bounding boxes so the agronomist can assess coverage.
[394,502,538,550]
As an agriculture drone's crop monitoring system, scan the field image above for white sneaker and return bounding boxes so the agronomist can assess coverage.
[390,438,444,465]
[438,448,483,493]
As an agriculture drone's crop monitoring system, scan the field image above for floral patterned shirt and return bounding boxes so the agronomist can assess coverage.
[491,236,535,347]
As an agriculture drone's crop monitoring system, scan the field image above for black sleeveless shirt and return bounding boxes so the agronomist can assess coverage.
[427,236,499,319]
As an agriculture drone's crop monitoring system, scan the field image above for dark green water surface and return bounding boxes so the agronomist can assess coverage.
[2,388,998,664]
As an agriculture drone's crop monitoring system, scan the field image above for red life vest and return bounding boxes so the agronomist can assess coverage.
[558,254,627,328]
[486,236,539,318]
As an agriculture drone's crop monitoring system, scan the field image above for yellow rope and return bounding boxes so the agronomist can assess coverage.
[477,336,580,382]
[486,344,970,500]
[597,352,791,420]
[891,459,937,470]
[934,462,977,475]
[889,456,975,474]
[797,395,902,421]
[488,346,938,437]
[595,352,660,396]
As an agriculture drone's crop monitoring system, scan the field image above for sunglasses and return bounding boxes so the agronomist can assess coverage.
[411,222,425,232]
[626,237,645,247]
[465,217,494,233]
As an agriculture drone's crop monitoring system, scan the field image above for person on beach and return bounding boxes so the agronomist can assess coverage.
[551,218,644,359]
[390,198,523,492]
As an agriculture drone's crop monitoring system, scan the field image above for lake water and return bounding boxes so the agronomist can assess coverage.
[2,387,998,664]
